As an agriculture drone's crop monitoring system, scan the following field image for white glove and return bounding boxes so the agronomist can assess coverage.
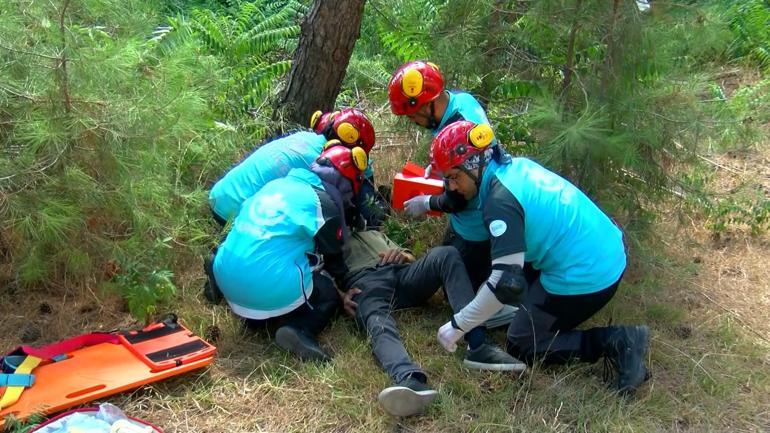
[437,321,465,353]
[403,195,431,218]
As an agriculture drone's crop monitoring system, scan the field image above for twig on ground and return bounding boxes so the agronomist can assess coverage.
[653,336,715,382]
[698,154,744,175]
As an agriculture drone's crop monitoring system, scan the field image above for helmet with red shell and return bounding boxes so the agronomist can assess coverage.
[310,108,376,153]
[388,61,444,116]
[316,145,369,194]
[429,121,495,174]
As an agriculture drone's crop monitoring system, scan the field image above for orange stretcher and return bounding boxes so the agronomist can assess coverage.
[392,162,444,217]
[0,316,215,427]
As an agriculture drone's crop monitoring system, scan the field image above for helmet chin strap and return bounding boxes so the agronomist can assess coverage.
[424,101,439,130]
[321,122,336,140]
[459,158,486,191]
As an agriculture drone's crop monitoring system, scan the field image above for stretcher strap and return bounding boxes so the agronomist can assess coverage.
[0,356,41,410]
[18,333,119,360]
[0,373,35,387]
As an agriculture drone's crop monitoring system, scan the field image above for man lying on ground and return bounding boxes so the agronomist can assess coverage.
[335,230,526,417]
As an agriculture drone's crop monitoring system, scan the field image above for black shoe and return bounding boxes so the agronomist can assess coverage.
[203,255,223,304]
[377,375,438,417]
[274,326,331,363]
[463,343,527,372]
[603,325,650,394]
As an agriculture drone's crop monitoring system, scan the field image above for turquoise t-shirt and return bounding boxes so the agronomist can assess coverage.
[480,158,626,295]
[209,131,327,221]
[213,168,326,319]
[433,91,493,138]
[431,91,493,242]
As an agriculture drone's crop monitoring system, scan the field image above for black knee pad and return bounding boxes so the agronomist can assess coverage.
[488,263,527,305]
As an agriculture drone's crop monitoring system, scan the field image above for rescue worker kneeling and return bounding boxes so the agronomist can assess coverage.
[430,121,650,395]
[205,146,368,362]
[208,108,383,228]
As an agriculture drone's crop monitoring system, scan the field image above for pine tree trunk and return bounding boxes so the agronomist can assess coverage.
[560,0,582,103]
[600,0,621,102]
[277,0,366,125]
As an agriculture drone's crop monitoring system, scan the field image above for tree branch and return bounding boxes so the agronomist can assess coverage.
[0,83,40,102]
[0,43,62,60]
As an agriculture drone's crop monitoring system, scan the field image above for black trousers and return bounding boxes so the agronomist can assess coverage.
[441,225,491,290]
[349,246,477,382]
[205,259,340,337]
[506,265,622,365]
[273,271,341,336]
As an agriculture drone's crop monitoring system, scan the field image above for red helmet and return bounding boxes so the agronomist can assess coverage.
[388,61,444,116]
[310,108,376,153]
[430,121,495,174]
[317,145,368,194]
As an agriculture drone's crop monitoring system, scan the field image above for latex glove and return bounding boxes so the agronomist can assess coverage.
[437,321,465,353]
[403,195,431,218]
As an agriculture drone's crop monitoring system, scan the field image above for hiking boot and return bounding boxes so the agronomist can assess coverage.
[274,325,331,363]
[603,325,650,394]
[463,343,527,372]
[483,304,518,329]
[203,255,223,304]
[377,375,438,417]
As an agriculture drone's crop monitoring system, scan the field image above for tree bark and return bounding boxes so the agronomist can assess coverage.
[600,0,621,102]
[277,0,366,125]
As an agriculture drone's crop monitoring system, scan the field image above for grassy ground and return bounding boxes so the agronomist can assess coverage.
[1,121,769,432]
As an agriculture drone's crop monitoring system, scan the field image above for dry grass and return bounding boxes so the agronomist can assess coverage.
[2,122,770,433]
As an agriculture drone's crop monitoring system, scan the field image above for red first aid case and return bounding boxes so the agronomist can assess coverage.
[391,162,444,217]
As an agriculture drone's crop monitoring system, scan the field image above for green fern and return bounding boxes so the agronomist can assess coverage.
[728,0,770,70]
[238,60,292,107]
[378,27,430,62]
[185,0,302,111]
[249,1,304,34]
[369,0,445,62]
[150,15,193,56]
[234,26,300,57]
[191,9,229,52]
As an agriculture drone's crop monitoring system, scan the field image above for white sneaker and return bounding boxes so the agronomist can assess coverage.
[377,377,438,417]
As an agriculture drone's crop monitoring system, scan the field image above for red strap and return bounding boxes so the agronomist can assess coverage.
[16,333,120,360]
